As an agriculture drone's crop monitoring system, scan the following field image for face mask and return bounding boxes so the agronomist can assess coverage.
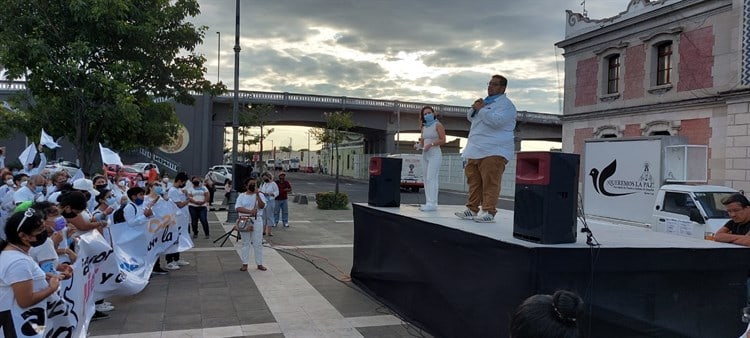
[95,184,108,190]
[247,185,256,192]
[263,178,270,182]
[119,180,128,187]
[424,113,435,123]
[192,181,200,186]
[106,196,117,206]
[61,211,77,219]
[162,178,169,183]
[134,198,144,206]
[20,181,28,187]
[154,186,164,195]
[34,186,43,194]
[29,231,48,247]
[5,179,12,186]
[53,216,67,232]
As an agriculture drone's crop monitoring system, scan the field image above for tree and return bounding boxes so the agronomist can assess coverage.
[310,111,355,194]
[240,103,275,170]
[0,0,224,173]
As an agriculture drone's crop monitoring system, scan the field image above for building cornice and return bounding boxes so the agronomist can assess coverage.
[556,0,731,50]
[561,95,725,122]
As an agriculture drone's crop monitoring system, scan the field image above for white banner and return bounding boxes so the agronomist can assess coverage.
[0,200,194,337]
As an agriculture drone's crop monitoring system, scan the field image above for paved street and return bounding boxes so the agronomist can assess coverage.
[89,172,449,337]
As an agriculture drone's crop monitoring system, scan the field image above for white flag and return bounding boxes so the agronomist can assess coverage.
[68,166,85,183]
[99,143,123,166]
[40,129,61,149]
[18,143,37,166]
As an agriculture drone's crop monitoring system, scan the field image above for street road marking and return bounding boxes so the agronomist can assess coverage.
[335,220,353,223]
[90,314,403,337]
[273,244,353,250]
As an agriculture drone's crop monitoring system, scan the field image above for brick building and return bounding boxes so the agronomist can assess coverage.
[556,0,750,189]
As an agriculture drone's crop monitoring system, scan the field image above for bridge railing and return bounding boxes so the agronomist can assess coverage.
[0,80,560,124]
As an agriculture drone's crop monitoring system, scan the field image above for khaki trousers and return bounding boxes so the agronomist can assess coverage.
[464,156,508,216]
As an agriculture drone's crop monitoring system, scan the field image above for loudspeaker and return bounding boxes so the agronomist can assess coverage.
[513,152,580,244]
[368,157,402,207]
[233,164,254,192]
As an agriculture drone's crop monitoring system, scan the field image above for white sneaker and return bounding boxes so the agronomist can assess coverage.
[165,262,180,270]
[95,303,114,312]
[473,211,495,223]
[454,209,477,220]
[419,205,437,211]
[283,223,289,227]
[175,260,190,266]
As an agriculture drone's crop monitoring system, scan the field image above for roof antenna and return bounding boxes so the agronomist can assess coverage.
[581,0,588,17]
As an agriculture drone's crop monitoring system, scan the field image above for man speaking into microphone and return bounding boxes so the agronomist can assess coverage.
[454,74,517,223]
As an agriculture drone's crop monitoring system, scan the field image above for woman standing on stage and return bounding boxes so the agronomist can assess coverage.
[416,106,446,212]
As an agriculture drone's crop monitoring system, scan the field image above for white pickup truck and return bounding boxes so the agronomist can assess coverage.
[651,184,737,240]
[582,136,738,240]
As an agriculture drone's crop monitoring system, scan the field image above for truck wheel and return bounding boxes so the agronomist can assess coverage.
[411,187,419,193]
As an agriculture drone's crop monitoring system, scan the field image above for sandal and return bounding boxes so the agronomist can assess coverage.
[257,265,267,271]
[240,264,248,271]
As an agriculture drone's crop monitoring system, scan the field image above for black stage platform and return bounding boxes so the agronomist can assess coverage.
[351,203,750,338]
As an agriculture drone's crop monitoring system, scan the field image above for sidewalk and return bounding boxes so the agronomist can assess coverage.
[88,201,429,337]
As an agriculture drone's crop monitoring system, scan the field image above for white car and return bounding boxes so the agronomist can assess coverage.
[206,165,233,185]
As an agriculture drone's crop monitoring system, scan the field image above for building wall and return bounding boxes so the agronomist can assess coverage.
[557,0,749,188]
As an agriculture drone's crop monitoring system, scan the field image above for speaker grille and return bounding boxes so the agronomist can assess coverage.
[513,187,544,242]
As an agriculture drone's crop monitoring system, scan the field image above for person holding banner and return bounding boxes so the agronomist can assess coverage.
[235,177,267,272]
[0,208,61,334]
[165,172,190,270]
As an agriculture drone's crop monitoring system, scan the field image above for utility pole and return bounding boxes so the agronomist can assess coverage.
[216,31,221,83]
[227,0,241,223]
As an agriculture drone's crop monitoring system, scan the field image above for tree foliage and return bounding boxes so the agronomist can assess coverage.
[238,103,275,168]
[310,111,355,194]
[0,0,224,172]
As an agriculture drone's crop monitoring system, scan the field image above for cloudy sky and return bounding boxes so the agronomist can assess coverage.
[189,0,638,151]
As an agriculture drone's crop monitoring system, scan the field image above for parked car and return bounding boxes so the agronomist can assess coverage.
[129,162,160,176]
[103,164,141,186]
[45,160,81,177]
[206,165,233,185]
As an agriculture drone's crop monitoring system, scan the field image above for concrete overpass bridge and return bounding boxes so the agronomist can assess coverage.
[1,80,561,175]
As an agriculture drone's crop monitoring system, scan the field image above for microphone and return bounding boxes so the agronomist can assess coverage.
[471,98,482,117]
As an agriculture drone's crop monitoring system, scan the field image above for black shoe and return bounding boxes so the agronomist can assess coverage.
[192,233,198,239]
[92,311,110,321]
[151,266,169,275]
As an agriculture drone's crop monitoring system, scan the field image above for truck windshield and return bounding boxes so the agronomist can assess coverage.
[693,192,735,218]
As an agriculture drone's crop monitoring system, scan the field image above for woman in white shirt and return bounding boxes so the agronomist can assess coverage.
[0,209,61,335]
[187,177,210,239]
[416,106,446,212]
[258,172,279,237]
[235,177,267,272]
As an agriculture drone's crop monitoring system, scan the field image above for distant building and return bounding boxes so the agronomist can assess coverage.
[556,0,750,189]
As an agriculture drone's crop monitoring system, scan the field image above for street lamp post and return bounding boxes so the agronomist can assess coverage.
[216,31,220,83]
[227,0,241,223]
[307,130,311,170]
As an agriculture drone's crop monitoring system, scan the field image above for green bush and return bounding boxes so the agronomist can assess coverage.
[315,192,349,210]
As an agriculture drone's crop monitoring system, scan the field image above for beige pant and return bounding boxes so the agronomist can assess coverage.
[464,156,508,216]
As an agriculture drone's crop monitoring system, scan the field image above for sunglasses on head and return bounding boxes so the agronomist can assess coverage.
[17,208,36,232]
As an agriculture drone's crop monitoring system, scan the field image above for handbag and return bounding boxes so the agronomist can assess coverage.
[236,216,255,232]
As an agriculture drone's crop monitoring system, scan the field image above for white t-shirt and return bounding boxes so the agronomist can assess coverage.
[260,181,279,201]
[235,192,264,218]
[29,238,59,273]
[13,186,36,204]
[187,185,208,207]
[0,249,50,335]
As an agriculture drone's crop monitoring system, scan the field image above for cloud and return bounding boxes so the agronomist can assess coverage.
[193,0,640,113]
